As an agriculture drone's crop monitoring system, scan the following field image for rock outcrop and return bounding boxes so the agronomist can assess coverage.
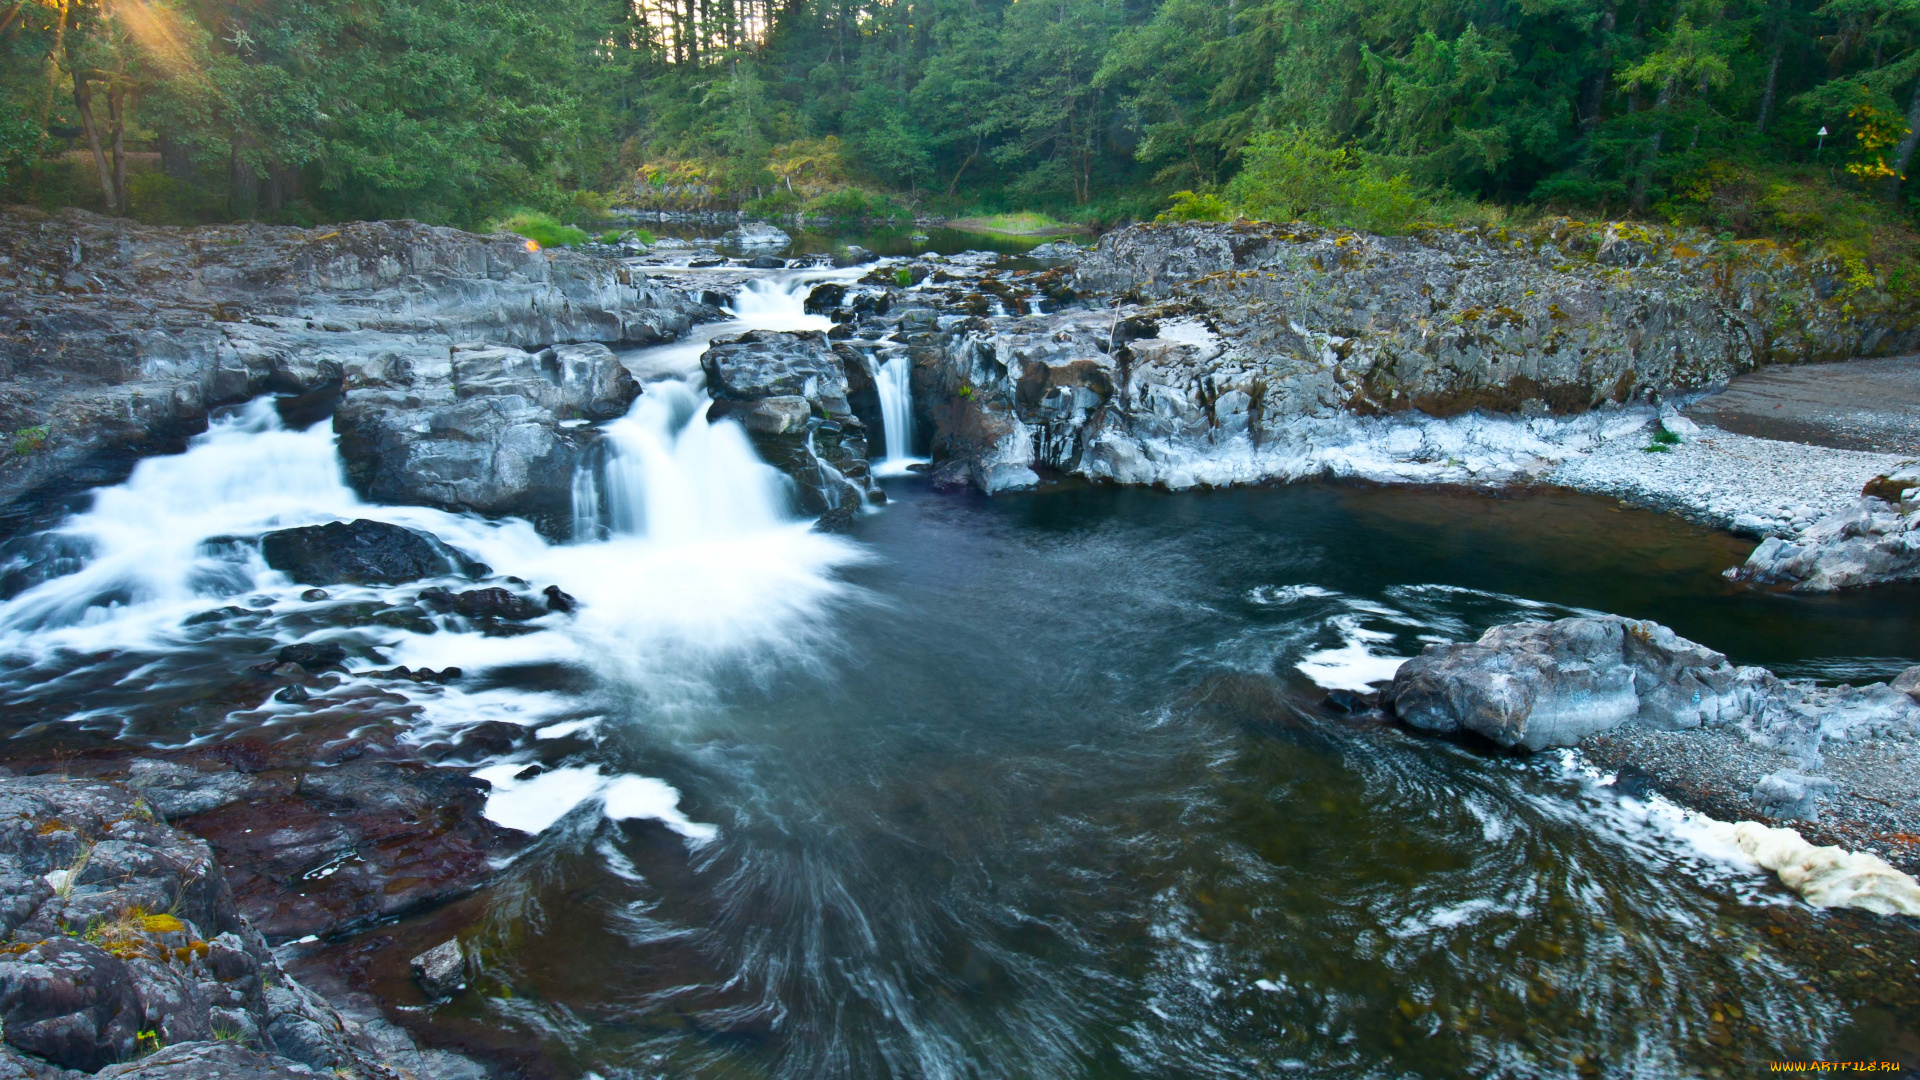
[906,220,1920,495]
[0,208,715,531]
[258,520,458,586]
[1386,615,1920,756]
[0,773,480,1079]
[698,330,880,514]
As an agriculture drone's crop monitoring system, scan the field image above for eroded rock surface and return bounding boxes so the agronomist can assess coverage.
[699,330,879,513]
[0,774,481,1079]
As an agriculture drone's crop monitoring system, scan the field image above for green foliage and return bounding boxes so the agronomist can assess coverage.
[491,211,588,249]
[800,188,909,222]
[1227,129,1439,235]
[1156,191,1233,223]
[895,266,914,287]
[952,212,1071,234]
[10,427,49,457]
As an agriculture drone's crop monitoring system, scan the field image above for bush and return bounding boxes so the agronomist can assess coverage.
[744,189,803,216]
[801,187,910,222]
[491,210,588,248]
[127,173,226,226]
[1155,191,1232,223]
[1227,128,1440,235]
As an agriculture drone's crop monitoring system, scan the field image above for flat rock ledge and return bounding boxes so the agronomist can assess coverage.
[1384,615,1920,886]
[0,773,482,1080]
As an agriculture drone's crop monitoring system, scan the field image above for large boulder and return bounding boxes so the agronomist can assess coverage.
[699,331,878,513]
[1386,615,1920,755]
[0,937,144,1071]
[259,520,452,585]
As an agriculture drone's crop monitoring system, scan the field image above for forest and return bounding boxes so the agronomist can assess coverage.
[6,0,1920,258]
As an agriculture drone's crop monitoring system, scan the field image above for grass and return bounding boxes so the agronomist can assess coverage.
[491,210,588,249]
[948,212,1082,236]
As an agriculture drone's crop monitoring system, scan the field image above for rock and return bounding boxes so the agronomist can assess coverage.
[804,283,847,314]
[273,643,347,671]
[700,330,849,408]
[1025,240,1082,260]
[125,760,255,819]
[1732,497,1920,590]
[1387,614,1920,756]
[298,589,328,602]
[1894,665,1920,702]
[719,222,791,253]
[95,1041,318,1080]
[1862,460,1920,502]
[831,245,875,267]
[1322,689,1377,713]
[259,521,451,586]
[0,937,143,1071]
[449,587,544,621]
[741,255,786,269]
[272,685,310,704]
[408,940,466,998]
[1751,770,1836,822]
[542,585,577,613]
[1388,616,1766,751]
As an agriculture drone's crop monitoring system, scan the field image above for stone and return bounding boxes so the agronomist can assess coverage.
[298,589,328,602]
[1733,497,1920,590]
[542,585,577,613]
[273,643,347,671]
[1751,770,1836,822]
[259,521,450,586]
[449,587,544,621]
[831,245,875,267]
[125,760,254,819]
[1025,240,1082,260]
[408,940,466,998]
[0,937,143,1072]
[95,1041,319,1080]
[741,255,786,269]
[719,222,791,253]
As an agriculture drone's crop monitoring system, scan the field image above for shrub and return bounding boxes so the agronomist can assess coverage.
[802,187,910,222]
[1227,128,1441,235]
[1155,191,1232,223]
[491,210,588,249]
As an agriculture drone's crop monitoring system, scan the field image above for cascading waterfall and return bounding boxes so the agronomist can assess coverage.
[576,379,795,544]
[872,356,926,477]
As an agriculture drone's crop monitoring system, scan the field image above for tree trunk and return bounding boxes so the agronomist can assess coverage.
[1630,79,1673,214]
[71,75,116,213]
[1754,21,1785,134]
[1578,4,1617,132]
[1885,78,1920,201]
[945,138,979,197]
[106,81,127,215]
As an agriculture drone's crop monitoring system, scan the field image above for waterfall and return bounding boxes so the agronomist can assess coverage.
[873,356,927,477]
[576,379,795,544]
[727,275,836,333]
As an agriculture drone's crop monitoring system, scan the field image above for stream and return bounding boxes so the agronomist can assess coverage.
[1,253,1917,1078]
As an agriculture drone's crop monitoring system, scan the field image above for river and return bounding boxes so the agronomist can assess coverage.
[0,249,1915,1078]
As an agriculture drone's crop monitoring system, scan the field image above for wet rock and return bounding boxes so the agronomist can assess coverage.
[181,761,520,942]
[259,520,450,586]
[449,588,544,621]
[542,585,577,613]
[804,283,847,314]
[0,937,143,1071]
[95,1041,318,1080]
[719,222,790,253]
[125,760,255,819]
[1026,240,1082,261]
[831,245,875,267]
[365,666,460,684]
[408,940,466,998]
[741,255,786,269]
[1322,689,1377,713]
[298,589,328,602]
[272,685,310,705]
[273,643,347,671]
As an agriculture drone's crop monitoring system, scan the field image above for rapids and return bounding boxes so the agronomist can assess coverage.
[0,263,1916,1077]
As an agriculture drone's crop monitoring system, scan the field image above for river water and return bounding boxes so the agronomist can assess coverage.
[1,263,1917,1078]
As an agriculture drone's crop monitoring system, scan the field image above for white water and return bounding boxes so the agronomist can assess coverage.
[872,355,928,477]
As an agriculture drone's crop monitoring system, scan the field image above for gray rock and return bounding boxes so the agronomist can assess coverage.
[1750,770,1836,821]
[1025,240,1083,260]
[409,940,466,998]
[1386,615,1920,756]
[698,331,879,514]
[719,222,791,253]
[125,761,255,821]
[0,937,143,1072]
[831,245,875,267]
[1734,497,1920,591]
[95,1042,318,1080]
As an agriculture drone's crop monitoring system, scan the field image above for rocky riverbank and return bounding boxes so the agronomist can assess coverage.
[0,771,488,1080]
